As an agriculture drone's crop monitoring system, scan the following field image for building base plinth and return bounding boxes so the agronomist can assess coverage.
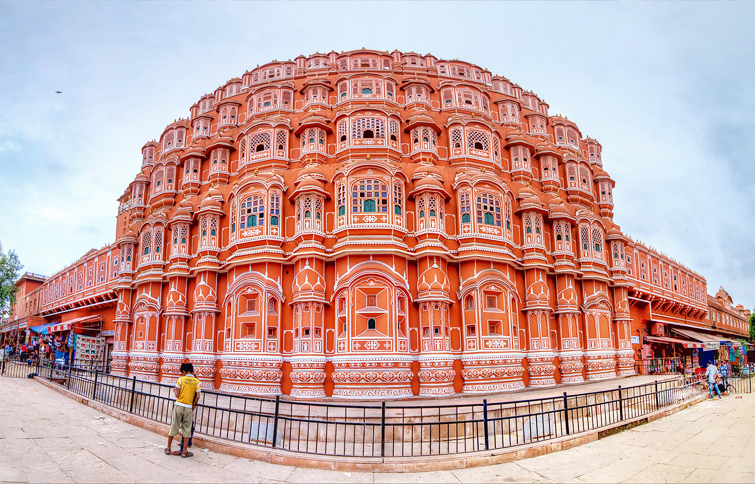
[188,354,217,390]
[527,353,557,387]
[159,353,186,385]
[288,356,326,398]
[616,350,636,377]
[417,355,456,397]
[127,353,159,382]
[217,355,282,395]
[558,351,585,384]
[461,354,525,393]
[584,352,617,381]
[331,356,413,399]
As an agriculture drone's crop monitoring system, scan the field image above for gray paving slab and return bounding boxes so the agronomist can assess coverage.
[2,375,755,483]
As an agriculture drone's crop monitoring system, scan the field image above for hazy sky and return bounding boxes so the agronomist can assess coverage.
[1,1,753,309]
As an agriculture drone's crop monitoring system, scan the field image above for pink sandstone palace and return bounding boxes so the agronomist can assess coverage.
[6,49,750,399]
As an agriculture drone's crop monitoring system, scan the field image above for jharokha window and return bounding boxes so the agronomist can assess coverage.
[352,117,385,140]
[460,191,472,223]
[240,195,265,228]
[269,192,281,226]
[476,193,501,226]
[352,179,389,213]
[337,183,346,216]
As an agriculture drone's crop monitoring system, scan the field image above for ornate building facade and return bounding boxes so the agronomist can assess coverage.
[28,50,715,398]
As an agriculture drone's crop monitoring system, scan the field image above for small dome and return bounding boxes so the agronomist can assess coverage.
[293,261,326,299]
[207,186,223,199]
[526,275,549,307]
[199,196,222,210]
[412,163,442,180]
[607,226,623,237]
[298,177,325,191]
[414,175,445,191]
[417,266,450,295]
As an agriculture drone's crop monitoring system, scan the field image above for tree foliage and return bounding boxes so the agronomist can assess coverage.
[749,312,755,341]
[0,241,24,316]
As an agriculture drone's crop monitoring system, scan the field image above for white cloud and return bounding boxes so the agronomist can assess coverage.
[1,1,753,308]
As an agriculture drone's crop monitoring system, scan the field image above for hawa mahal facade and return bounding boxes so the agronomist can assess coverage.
[17,50,723,398]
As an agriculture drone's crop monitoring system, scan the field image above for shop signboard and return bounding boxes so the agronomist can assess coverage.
[101,330,115,337]
[704,342,720,351]
[631,335,640,344]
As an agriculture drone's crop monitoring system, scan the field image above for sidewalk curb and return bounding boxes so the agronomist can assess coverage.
[32,376,711,472]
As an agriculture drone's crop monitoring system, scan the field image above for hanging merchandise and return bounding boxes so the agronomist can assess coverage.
[73,334,106,370]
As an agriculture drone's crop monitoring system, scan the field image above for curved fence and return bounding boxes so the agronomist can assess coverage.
[2,356,748,458]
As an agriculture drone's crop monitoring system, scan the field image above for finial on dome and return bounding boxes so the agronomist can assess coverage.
[254,168,259,176]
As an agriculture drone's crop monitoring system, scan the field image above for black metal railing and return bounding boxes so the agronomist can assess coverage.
[1,356,747,458]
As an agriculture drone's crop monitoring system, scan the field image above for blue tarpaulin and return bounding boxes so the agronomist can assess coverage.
[29,322,57,334]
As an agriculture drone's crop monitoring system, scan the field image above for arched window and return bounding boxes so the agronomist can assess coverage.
[476,193,501,226]
[141,231,151,256]
[270,192,281,226]
[337,183,346,216]
[467,130,490,153]
[592,228,603,256]
[393,182,403,215]
[352,179,389,213]
[460,191,471,223]
[352,118,385,139]
[240,195,265,229]
[368,318,377,330]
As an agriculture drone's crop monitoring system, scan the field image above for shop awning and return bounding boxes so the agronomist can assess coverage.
[47,321,71,333]
[672,328,722,343]
[645,336,704,349]
[717,336,743,347]
[672,328,723,350]
[48,315,102,333]
[29,322,55,334]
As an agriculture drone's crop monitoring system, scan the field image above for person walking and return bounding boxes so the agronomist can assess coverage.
[165,363,201,458]
[706,361,722,399]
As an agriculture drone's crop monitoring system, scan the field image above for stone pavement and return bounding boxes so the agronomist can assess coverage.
[1,377,755,483]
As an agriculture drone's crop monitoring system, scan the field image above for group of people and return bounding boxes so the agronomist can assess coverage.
[2,335,70,367]
[705,360,732,399]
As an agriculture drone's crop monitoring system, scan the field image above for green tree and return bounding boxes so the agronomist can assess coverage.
[749,312,755,341]
[0,241,24,317]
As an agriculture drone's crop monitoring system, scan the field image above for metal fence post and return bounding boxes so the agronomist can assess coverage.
[380,401,386,457]
[92,370,98,400]
[271,395,281,449]
[563,392,570,435]
[67,362,72,389]
[749,372,752,394]
[655,380,659,410]
[618,386,624,421]
[482,399,490,451]
[129,376,137,413]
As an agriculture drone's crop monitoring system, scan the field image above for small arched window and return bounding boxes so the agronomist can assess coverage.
[368,318,377,330]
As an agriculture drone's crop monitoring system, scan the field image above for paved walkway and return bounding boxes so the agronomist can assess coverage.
[1,377,755,483]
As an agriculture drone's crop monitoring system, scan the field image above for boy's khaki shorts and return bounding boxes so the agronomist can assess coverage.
[169,405,193,437]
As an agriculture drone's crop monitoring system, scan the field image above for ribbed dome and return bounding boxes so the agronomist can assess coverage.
[199,196,222,209]
[417,260,450,297]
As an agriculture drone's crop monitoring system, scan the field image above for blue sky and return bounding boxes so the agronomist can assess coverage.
[1,1,753,309]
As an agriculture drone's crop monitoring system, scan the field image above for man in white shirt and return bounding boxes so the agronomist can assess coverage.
[706,361,722,399]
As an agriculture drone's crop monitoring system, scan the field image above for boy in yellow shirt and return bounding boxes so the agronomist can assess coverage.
[165,363,201,457]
